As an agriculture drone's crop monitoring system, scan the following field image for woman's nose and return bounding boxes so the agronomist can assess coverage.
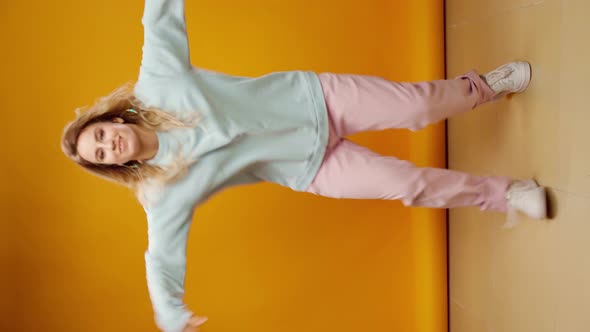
[98,138,116,151]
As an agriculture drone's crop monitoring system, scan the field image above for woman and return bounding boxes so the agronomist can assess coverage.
[61,1,547,331]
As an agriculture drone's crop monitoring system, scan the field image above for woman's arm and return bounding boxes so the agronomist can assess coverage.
[139,0,191,77]
[144,200,207,332]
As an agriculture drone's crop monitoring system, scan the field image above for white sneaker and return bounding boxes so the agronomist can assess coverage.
[482,61,532,97]
[502,179,547,229]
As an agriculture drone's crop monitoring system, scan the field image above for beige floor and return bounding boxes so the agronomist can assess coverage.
[446,0,590,331]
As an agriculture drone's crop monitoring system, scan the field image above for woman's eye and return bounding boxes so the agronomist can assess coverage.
[99,129,104,140]
[98,149,104,162]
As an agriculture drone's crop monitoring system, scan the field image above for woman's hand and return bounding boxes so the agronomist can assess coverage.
[182,315,208,332]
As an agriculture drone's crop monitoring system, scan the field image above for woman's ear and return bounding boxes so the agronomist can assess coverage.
[112,117,124,124]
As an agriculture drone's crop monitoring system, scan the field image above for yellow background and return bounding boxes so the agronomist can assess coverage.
[0,1,446,331]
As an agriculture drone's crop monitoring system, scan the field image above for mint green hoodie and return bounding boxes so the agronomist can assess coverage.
[134,1,329,331]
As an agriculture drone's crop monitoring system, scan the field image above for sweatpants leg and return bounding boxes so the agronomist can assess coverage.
[305,71,511,212]
[316,70,496,135]
[306,139,512,211]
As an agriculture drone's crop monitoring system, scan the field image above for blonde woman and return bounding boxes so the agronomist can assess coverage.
[61,1,547,331]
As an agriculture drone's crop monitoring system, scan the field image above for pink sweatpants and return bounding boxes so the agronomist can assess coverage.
[305,70,512,212]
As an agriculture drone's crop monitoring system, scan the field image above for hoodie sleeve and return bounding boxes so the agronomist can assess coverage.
[144,198,205,332]
[139,0,191,77]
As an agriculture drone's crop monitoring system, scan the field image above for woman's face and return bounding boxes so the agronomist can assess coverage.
[77,119,140,165]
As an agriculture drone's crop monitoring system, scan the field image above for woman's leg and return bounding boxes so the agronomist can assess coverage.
[317,70,496,135]
[306,138,512,212]
[312,68,508,209]
[308,62,545,227]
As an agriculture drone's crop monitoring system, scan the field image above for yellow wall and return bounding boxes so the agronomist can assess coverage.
[0,1,446,331]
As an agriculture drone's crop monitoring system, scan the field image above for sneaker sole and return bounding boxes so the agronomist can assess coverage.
[532,187,548,220]
[491,61,532,100]
[513,61,532,93]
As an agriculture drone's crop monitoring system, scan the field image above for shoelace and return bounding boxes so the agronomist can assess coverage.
[486,66,514,85]
[501,182,530,229]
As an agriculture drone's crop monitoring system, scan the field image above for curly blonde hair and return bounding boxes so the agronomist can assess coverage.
[61,81,202,201]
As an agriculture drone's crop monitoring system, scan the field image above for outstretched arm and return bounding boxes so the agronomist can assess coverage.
[144,200,207,332]
[139,0,191,77]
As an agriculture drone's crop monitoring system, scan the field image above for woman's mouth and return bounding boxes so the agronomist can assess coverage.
[119,136,124,154]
